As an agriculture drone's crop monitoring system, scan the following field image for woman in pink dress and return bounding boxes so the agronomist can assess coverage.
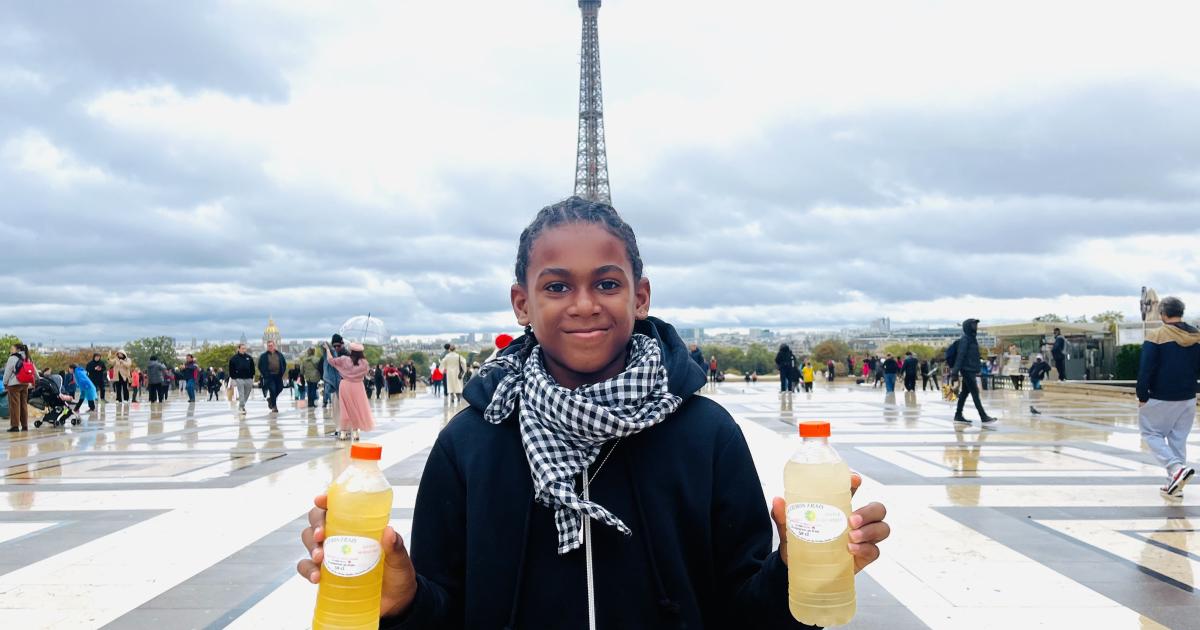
[323,341,375,441]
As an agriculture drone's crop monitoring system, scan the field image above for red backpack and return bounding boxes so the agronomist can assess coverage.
[15,357,36,384]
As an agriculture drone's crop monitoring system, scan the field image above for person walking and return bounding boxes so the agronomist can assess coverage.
[920,359,932,391]
[111,351,133,403]
[130,368,141,402]
[228,343,256,413]
[1003,345,1024,390]
[1051,327,1068,381]
[902,352,919,392]
[373,364,385,399]
[71,364,98,412]
[146,356,168,403]
[323,341,375,440]
[441,344,466,405]
[430,363,444,397]
[4,343,33,432]
[847,355,855,379]
[1136,296,1200,500]
[708,355,720,384]
[952,318,997,424]
[801,360,815,392]
[321,335,345,411]
[774,344,795,394]
[882,353,899,393]
[301,347,322,408]
[181,354,200,403]
[86,353,108,403]
[258,340,287,413]
[689,343,705,372]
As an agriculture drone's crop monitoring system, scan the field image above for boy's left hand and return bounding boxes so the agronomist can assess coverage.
[770,472,890,573]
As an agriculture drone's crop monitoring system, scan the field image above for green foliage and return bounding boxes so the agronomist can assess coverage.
[707,346,748,374]
[364,345,384,366]
[743,344,775,376]
[883,343,936,361]
[0,334,22,352]
[406,351,430,374]
[125,336,178,369]
[193,343,239,370]
[38,349,98,373]
[811,340,851,373]
[1091,310,1125,324]
[1114,344,1141,380]
[469,347,495,365]
[1033,314,1066,322]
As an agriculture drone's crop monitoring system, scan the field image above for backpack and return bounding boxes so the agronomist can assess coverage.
[15,357,36,384]
[944,339,960,369]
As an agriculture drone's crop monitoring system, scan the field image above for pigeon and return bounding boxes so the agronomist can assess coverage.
[1030,405,1041,415]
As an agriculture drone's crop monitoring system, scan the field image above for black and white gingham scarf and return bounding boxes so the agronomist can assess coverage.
[479,333,682,554]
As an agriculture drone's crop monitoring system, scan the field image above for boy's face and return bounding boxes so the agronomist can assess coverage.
[512,223,650,389]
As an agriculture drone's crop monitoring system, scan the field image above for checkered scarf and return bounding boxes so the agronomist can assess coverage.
[479,333,682,554]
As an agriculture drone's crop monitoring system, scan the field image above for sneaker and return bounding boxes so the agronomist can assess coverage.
[5,427,18,433]
[953,416,971,424]
[1166,467,1195,496]
[1161,485,1184,500]
[981,416,999,424]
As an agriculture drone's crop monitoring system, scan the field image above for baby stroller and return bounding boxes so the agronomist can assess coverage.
[29,375,81,427]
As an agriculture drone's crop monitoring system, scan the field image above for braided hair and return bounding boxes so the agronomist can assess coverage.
[514,196,643,287]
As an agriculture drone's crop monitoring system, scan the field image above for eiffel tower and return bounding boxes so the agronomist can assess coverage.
[573,0,611,204]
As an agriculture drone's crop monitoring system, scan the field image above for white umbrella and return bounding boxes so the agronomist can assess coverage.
[338,314,390,346]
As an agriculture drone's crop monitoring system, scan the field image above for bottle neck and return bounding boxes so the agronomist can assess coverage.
[801,436,829,444]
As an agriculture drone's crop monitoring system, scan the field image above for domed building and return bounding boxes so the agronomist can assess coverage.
[263,317,282,348]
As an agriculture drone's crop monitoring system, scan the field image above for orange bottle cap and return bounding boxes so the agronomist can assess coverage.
[350,443,383,460]
[798,421,830,438]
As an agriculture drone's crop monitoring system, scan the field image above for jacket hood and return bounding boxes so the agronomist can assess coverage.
[963,319,980,336]
[464,316,708,412]
[1148,321,1200,347]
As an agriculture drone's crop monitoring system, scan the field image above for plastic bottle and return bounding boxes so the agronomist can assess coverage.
[784,421,856,626]
[313,443,394,630]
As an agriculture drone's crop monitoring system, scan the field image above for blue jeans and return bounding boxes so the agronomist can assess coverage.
[1031,378,1042,390]
[884,373,896,392]
[185,380,196,402]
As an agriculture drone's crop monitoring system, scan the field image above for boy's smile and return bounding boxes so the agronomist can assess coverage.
[512,223,650,390]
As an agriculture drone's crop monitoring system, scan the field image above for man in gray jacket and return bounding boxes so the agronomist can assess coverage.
[146,356,168,403]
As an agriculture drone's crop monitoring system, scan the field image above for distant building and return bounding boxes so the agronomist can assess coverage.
[263,318,282,348]
[869,317,891,333]
[676,328,703,343]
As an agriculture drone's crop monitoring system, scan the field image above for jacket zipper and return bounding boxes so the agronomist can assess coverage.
[583,468,597,630]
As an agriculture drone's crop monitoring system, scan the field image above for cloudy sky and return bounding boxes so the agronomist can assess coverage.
[3,0,1199,345]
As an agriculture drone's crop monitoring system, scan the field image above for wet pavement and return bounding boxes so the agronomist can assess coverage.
[1,382,1195,628]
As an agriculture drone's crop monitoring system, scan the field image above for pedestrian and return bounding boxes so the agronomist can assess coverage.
[295,195,890,627]
[130,368,141,402]
[1003,344,1024,390]
[374,364,386,399]
[901,352,919,392]
[708,355,719,384]
[430,363,444,396]
[1028,355,1050,390]
[228,343,256,413]
[774,344,795,394]
[951,319,997,424]
[872,356,884,388]
[847,355,855,379]
[181,354,200,403]
[86,353,108,403]
[258,340,287,413]
[146,356,168,403]
[441,344,467,405]
[4,343,33,432]
[801,360,815,392]
[826,359,836,382]
[920,359,932,391]
[111,351,133,403]
[71,364,98,412]
[208,368,222,400]
[882,353,899,393]
[1051,327,1068,381]
[301,347,322,408]
[322,341,375,440]
[689,343,705,372]
[322,335,346,414]
[1136,296,1200,500]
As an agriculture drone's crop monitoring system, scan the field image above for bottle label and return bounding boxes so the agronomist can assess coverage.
[323,535,382,578]
[786,502,848,544]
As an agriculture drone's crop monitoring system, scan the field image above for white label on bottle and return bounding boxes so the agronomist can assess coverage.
[323,535,382,578]
[786,502,848,544]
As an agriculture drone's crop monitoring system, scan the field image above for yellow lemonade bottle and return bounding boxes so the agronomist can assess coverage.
[784,421,856,627]
[313,443,394,630]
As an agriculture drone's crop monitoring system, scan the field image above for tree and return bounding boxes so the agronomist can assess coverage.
[811,339,851,373]
[744,343,775,376]
[125,336,178,369]
[37,349,97,374]
[193,343,239,370]
[407,351,431,375]
[0,334,22,352]
[883,343,936,361]
[363,345,384,367]
[468,347,494,366]
[1033,314,1066,323]
[1092,310,1125,333]
[1114,344,1141,380]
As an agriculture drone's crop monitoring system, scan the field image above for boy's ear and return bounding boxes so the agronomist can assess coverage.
[634,277,651,320]
[511,283,531,327]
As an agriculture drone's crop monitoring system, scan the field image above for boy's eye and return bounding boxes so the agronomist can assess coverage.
[544,282,569,293]
[597,279,621,291]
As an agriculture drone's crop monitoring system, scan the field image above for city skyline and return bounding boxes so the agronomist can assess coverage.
[3,1,1199,345]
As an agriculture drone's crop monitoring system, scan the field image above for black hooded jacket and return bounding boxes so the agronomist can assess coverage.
[952,319,982,374]
[383,317,814,630]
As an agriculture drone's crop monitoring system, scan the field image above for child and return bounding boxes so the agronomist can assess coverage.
[70,364,98,412]
[801,360,815,393]
[323,341,374,441]
[299,197,889,628]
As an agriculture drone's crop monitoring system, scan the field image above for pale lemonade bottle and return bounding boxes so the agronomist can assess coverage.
[313,443,394,630]
[784,421,856,626]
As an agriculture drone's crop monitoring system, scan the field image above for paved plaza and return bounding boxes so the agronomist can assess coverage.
[1,383,1198,629]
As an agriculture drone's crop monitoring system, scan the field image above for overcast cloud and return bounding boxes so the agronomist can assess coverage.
[2,0,1199,345]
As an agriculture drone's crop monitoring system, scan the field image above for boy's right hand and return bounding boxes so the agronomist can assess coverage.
[298,494,419,618]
